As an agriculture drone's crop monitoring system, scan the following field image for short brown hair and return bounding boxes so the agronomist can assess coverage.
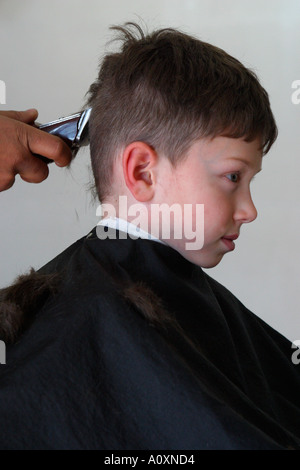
[86,22,277,201]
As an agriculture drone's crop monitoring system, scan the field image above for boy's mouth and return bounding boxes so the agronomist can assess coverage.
[221,234,239,251]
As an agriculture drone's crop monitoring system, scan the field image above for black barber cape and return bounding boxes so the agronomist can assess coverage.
[0,227,299,450]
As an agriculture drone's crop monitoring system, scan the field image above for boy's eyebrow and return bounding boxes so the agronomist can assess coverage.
[226,157,262,172]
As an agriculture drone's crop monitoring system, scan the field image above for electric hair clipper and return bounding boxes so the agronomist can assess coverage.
[35,107,92,163]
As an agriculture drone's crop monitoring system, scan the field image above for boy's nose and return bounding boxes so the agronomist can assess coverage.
[233,193,258,224]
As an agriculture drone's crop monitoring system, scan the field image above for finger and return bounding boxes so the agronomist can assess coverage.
[0,109,39,124]
[17,153,50,184]
[27,128,72,167]
[17,123,72,167]
[0,172,16,192]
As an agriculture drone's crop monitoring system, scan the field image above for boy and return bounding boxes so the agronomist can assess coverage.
[0,23,299,450]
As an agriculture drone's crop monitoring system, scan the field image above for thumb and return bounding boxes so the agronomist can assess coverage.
[0,108,39,124]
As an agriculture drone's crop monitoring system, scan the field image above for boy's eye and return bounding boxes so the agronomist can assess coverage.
[225,172,240,183]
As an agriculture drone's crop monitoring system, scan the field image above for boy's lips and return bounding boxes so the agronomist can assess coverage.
[221,234,239,251]
[223,234,239,241]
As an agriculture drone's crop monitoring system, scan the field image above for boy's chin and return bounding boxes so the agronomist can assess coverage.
[197,257,224,269]
[165,240,226,268]
[180,250,225,269]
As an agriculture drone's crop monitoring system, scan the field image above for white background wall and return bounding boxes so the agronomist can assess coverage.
[0,0,299,341]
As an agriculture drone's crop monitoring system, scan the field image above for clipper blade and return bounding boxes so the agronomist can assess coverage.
[35,107,92,163]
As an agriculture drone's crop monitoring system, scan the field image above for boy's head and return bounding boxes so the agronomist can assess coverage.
[87,22,277,267]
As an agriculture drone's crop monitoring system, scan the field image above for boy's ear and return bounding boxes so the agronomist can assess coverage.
[122,141,157,202]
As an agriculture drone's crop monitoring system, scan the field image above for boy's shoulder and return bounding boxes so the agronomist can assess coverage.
[204,270,291,348]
